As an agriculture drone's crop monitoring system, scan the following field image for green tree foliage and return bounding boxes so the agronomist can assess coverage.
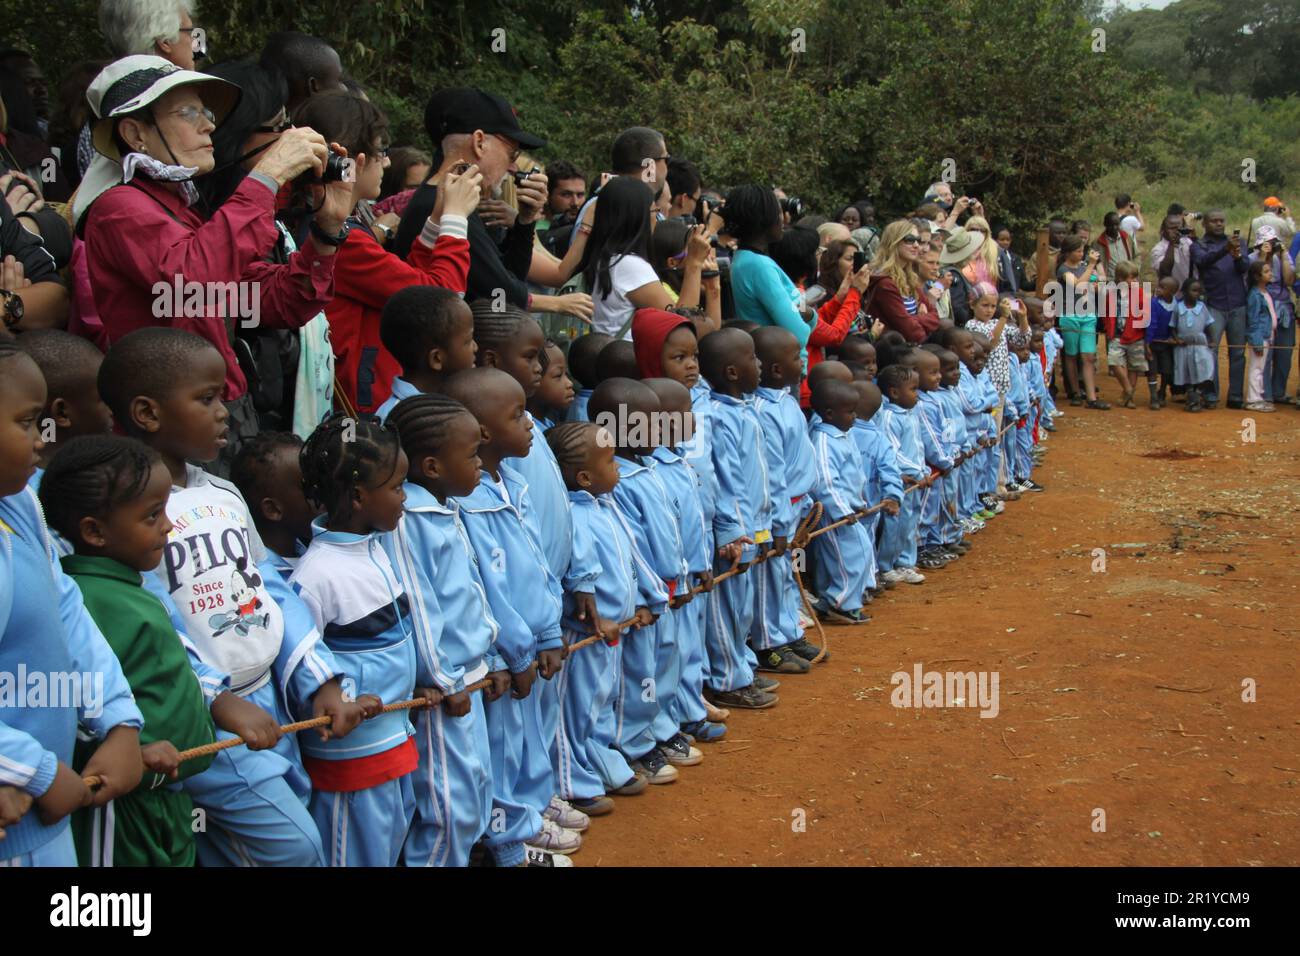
[10,0,1161,233]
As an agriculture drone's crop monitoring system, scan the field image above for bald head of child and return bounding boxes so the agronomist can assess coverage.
[854,380,883,422]
[811,378,860,432]
[98,328,230,484]
[596,339,641,382]
[443,367,533,471]
[751,325,803,391]
[16,329,113,465]
[698,327,760,397]
[806,359,853,397]
[642,376,694,448]
[588,376,661,458]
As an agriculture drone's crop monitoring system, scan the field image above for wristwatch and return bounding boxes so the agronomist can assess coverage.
[0,289,23,330]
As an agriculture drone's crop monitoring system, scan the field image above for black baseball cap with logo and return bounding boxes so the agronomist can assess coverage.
[423,87,546,149]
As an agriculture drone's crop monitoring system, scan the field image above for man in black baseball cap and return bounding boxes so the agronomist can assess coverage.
[392,87,593,318]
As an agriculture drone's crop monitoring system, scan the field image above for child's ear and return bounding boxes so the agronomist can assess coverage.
[479,348,500,369]
[426,347,445,374]
[78,515,107,549]
[48,397,74,429]
[129,396,162,435]
[575,467,594,490]
[725,362,739,383]
[259,496,284,524]
[418,453,440,481]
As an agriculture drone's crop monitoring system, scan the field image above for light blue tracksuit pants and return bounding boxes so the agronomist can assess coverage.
[878,487,922,572]
[554,628,636,798]
[483,691,544,868]
[183,682,324,867]
[309,771,415,867]
[812,517,872,613]
[402,692,493,868]
[704,563,756,692]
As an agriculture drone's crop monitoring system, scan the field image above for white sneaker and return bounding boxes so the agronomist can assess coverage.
[1051,409,1065,418]
[991,500,1005,514]
[522,847,575,867]
[544,795,590,832]
[880,569,905,585]
[897,567,926,584]
[797,609,814,630]
[527,818,582,855]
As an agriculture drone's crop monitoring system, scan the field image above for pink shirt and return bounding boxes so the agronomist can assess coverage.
[83,175,337,400]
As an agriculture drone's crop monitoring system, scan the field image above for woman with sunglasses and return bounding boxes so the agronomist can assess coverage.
[74,54,356,475]
[859,220,938,343]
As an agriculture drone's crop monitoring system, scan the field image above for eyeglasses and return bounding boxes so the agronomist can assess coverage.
[492,134,521,162]
[165,105,216,127]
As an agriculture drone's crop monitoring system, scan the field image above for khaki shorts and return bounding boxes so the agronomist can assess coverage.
[1107,339,1148,371]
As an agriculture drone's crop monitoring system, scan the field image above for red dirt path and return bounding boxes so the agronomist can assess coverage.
[578,382,1300,866]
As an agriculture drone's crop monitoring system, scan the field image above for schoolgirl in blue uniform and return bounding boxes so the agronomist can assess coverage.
[384,394,500,867]
[291,415,415,867]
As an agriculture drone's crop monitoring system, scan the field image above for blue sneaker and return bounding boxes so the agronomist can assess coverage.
[681,720,728,743]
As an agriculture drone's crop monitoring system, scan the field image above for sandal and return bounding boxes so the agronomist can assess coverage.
[1085,399,1110,410]
[1069,393,1085,407]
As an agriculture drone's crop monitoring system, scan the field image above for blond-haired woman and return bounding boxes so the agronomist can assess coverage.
[860,219,937,342]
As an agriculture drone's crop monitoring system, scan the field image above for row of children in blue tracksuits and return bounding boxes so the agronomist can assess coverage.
[1,287,1057,867]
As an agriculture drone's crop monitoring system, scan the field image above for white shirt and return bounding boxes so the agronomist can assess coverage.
[590,254,660,339]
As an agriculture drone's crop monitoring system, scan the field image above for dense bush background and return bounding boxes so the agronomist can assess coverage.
[8,0,1297,238]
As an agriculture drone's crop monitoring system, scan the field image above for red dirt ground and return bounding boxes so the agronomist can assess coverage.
[578,377,1300,866]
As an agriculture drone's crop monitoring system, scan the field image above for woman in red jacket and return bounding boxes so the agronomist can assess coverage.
[801,239,871,405]
[292,90,481,415]
[859,220,938,342]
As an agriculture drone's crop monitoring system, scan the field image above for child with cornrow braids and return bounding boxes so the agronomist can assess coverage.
[290,414,415,866]
[383,393,511,866]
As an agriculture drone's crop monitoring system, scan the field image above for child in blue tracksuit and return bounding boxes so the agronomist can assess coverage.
[545,421,669,807]
[936,350,974,547]
[444,368,573,864]
[1015,339,1045,487]
[943,328,994,526]
[696,328,777,711]
[291,415,417,868]
[373,286,477,423]
[808,379,876,624]
[383,394,501,867]
[913,350,957,571]
[99,329,360,868]
[1002,346,1029,488]
[876,364,929,583]
[630,308,731,731]
[474,306,594,828]
[589,378,702,781]
[749,326,821,669]
[0,344,144,865]
[641,379,726,743]
[851,380,904,600]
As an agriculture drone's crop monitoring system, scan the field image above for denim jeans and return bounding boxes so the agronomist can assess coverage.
[1266,316,1296,401]
[1205,305,1247,403]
